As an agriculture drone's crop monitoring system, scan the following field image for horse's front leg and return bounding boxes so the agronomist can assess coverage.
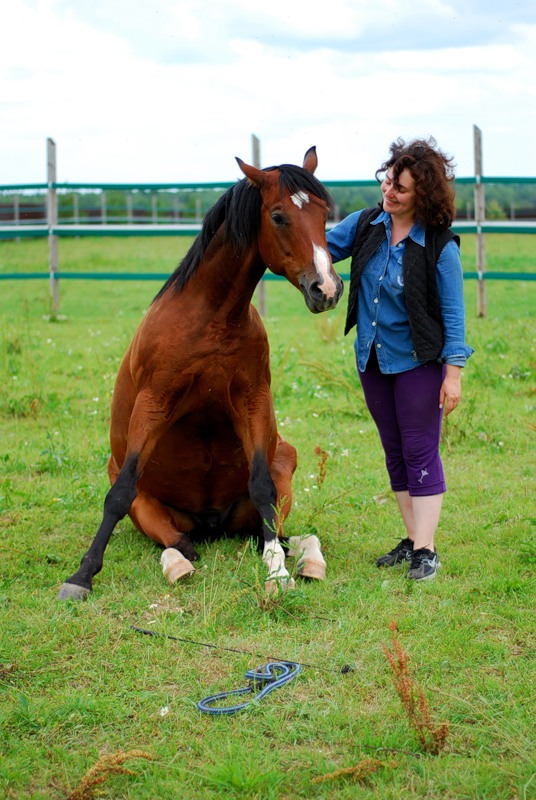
[57,454,139,600]
[248,449,295,592]
[58,388,172,600]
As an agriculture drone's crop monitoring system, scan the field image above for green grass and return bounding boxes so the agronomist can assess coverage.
[0,235,535,799]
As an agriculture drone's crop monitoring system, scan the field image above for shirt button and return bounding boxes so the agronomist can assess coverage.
[374,298,379,304]
[377,343,382,348]
[372,321,376,327]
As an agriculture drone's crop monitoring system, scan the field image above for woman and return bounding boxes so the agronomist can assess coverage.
[327,137,473,580]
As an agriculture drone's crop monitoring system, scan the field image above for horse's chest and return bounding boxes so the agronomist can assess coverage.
[144,414,250,508]
[163,410,246,468]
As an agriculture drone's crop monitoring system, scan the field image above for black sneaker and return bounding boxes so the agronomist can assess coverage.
[407,547,440,581]
[376,537,414,567]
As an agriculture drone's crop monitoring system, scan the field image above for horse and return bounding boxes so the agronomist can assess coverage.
[57,147,344,601]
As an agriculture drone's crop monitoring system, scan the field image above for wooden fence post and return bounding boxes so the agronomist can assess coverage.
[47,137,60,314]
[473,124,487,317]
[101,190,107,224]
[252,134,267,316]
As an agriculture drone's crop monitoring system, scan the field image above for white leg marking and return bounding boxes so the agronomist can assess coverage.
[313,243,337,298]
[291,191,310,209]
[262,540,296,592]
[263,540,289,580]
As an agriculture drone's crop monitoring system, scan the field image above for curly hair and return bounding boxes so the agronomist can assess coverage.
[375,137,456,229]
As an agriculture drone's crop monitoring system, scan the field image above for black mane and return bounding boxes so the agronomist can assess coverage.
[153,164,334,300]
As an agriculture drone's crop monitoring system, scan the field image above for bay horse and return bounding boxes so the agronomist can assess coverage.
[58,147,344,601]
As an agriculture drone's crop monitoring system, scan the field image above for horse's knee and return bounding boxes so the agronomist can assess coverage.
[273,437,297,477]
[103,456,138,519]
[270,437,297,520]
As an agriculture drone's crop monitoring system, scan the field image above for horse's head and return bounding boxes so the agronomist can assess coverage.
[236,148,344,314]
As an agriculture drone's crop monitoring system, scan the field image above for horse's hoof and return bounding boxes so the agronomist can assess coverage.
[297,559,326,581]
[57,582,91,601]
[265,576,296,596]
[161,548,195,584]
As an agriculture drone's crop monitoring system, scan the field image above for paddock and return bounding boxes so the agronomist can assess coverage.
[0,229,534,798]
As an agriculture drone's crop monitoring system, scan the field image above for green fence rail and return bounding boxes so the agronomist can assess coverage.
[1,176,536,192]
[1,271,534,282]
[2,178,535,284]
[1,220,536,242]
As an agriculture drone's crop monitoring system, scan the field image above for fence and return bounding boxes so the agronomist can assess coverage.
[1,131,535,317]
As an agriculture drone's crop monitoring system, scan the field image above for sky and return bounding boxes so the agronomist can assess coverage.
[2,0,536,186]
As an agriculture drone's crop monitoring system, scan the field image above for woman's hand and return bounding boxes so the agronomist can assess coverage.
[440,365,462,416]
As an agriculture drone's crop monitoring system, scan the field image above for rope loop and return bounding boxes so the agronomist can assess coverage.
[197,661,302,715]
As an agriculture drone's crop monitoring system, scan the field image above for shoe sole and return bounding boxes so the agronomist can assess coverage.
[407,560,441,581]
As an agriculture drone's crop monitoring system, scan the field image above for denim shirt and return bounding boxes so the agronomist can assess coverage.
[327,209,474,374]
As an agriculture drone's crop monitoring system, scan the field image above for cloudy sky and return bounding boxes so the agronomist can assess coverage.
[2,0,536,185]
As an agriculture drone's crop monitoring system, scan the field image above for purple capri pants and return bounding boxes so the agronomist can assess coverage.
[358,349,447,496]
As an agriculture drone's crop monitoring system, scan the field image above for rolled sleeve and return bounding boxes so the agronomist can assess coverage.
[436,239,474,366]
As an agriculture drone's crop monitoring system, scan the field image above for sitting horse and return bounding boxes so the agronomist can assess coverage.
[58,147,344,600]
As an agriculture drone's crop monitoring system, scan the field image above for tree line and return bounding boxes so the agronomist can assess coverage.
[1,180,536,224]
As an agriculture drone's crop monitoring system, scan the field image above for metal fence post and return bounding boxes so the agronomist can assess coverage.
[47,137,60,314]
[473,125,487,317]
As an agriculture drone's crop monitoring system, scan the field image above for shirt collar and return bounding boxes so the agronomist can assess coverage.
[373,209,426,247]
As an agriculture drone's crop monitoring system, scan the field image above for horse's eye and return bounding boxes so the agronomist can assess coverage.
[271,212,286,227]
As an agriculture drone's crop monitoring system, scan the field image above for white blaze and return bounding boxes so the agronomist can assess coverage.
[290,191,310,209]
[313,243,337,298]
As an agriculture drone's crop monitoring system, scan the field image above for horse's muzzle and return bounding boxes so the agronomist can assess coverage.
[299,273,344,314]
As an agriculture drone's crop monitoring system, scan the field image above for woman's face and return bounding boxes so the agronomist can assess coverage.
[381,168,416,221]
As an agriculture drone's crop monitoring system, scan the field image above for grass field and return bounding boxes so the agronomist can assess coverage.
[0,234,535,799]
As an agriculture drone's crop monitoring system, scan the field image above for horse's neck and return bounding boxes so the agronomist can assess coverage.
[179,242,266,323]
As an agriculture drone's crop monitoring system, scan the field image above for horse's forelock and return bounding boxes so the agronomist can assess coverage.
[276,165,334,212]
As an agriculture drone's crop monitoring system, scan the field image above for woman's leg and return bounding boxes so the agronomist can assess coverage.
[359,352,413,565]
[359,353,445,574]
[394,490,415,540]
[394,361,446,554]
[411,494,443,552]
[395,490,443,553]
[358,351,409,493]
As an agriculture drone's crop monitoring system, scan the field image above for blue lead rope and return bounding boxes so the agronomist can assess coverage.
[197,661,302,715]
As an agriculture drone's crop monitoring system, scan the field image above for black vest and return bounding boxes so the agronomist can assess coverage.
[344,207,460,362]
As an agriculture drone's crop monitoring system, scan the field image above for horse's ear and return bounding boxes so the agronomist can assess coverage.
[303,146,318,174]
[236,157,264,186]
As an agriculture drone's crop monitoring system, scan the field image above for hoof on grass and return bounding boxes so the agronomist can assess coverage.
[161,548,195,584]
[265,576,296,596]
[297,559,326,581]
[57,582,91,601]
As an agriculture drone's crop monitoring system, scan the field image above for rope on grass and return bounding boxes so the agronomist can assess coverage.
[131,625,354,674]
[197,661,302,715]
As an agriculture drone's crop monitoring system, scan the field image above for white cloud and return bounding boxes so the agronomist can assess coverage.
[1,0,535,183]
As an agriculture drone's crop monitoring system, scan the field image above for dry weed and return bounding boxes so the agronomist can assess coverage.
[311,757,381,784]
[383,620,449,755]
[66,749,153,800]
